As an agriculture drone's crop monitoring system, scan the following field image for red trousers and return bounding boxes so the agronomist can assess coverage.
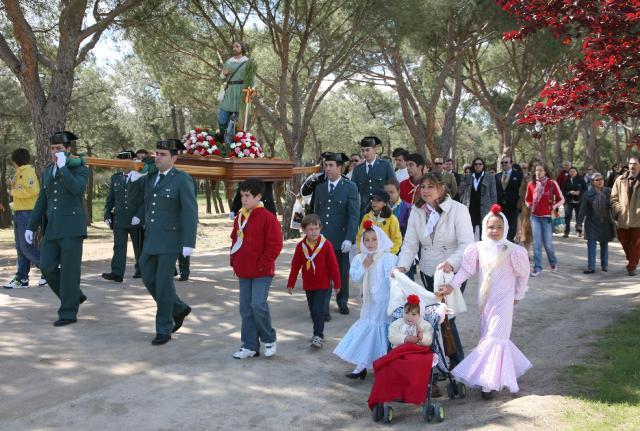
[617,227,640,272]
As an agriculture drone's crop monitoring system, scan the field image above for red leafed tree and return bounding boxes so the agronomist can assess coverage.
[497,0,640,148]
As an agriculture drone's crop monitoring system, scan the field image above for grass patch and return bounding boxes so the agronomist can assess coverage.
[563,308,640,430]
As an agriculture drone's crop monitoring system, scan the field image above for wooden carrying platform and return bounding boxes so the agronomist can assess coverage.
[85,155,320,181]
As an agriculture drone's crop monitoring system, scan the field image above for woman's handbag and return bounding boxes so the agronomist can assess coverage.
[440,315,457,356]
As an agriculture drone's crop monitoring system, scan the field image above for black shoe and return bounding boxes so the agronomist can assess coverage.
[481,390,495,400]
[629,270,637,276]
[563,233,569,238]
[601,267,608,272]
[53,318,77,327]
[583,269,595,274]
[178,274,189,282]
[324,314,332,322]
[172,306,192,333]
[101,272,123,282]
[151,333,171,345]
[345,369,367,380]
[79,294,87,304]
[338,308,350,315]
[133,273,142,279]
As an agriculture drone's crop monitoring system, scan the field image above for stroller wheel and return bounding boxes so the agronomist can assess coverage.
[383,405,394,423]
[422,404,435,422]
[372,404,384,422]
[434,403,445,422]
[457,382,467,399]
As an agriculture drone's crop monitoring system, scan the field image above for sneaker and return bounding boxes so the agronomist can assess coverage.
[232,348,258,359]
[310,336,323,348]
[38,277,48,286]
[264,342,277,357]
[550,264,558,273]
[530,270,541,277]
[3,277,28,289]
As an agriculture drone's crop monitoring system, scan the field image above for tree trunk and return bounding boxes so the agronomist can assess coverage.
[204,179,212,214]
[567,120,581,164]
[178,107,186,136]
[0,152,13,228]
[171,104,179,138]
[615,124,622,164]
[439,65,463,157]
[85,144,94,224]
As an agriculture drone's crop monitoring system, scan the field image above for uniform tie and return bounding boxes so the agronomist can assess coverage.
[155,173,165,188]
[367,163,372,175]
[329,183,335,193]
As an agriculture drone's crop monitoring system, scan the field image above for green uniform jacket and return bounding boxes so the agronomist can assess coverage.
[28,163,89,240]
[142,167,198,254]
[312,177,360,250]
[103,172,145,229]
[351,158,396,215]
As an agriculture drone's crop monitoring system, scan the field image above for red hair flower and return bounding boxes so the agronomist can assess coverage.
[363,219,374,231]
[407,294,420,305]
[490,204,502,215]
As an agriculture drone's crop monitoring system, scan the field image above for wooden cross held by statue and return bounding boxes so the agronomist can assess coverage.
[242,87,257,132]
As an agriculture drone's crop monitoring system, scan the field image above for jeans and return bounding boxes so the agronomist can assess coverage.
[530,215,558,271]
[13,210,40,280]
[306,289,331,338]
[239,277,277,351]
[587,240,609,271]
[420,273,466,367]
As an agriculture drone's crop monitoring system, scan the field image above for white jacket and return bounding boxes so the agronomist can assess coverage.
[397,197,474,276]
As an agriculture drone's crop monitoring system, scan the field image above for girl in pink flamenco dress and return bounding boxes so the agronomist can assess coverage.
[440,204,531,399]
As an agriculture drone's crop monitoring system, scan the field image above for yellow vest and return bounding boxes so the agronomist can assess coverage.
[10,165,40,210]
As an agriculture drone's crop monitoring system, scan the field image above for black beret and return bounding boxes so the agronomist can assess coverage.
[156,139,186,152]
[370,189,390,203]
[360,136,381,148]
[116,150,136,160]
[49,131,79,145]
[323,152,349,163]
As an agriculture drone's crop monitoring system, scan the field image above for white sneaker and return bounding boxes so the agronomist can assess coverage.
[264,342,277,357]
[38,277,48,286]
[3,277,28,289]
[232,348,258,359]
[310,336,323,349]
[530,270,541,277]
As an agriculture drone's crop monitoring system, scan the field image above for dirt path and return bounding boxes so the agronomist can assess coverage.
[0,225,639,430]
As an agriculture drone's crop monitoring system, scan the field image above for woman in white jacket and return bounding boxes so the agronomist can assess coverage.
[396,172,474,367]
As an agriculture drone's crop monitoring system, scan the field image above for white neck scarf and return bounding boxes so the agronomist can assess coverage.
[301,235,327,273]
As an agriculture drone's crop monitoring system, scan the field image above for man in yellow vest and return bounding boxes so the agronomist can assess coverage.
[2,148,47,289]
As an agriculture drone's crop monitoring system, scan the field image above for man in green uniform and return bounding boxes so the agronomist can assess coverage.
[26,131,88,326]
[102,150,144,282]
[140,139,198,345]
[218,41,257,141]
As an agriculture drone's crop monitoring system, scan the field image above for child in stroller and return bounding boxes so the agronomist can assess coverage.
[368,270,467,424]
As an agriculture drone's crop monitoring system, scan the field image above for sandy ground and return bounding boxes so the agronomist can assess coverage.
[0,213,639,431]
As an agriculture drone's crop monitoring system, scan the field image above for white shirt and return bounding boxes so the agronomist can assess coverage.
[365,157,377,174]
[328,177,341,192]
[154,168,172,188]
[395,167,409,182]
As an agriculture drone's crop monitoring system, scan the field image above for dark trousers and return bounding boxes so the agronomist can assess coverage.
[420,272,466,367]
[564,202,580,235]
[617,227,640,272]
[110,227,142,277]
[325,248,350,315]
[140,252,190,335]
[504,208,519,242]
[306,289,331,338]
[40,236,85,320]
[13,210,40,280]
[178,255,190,277]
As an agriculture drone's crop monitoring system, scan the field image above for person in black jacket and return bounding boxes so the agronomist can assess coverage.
[562,166,587,237]
[495,156,523,242]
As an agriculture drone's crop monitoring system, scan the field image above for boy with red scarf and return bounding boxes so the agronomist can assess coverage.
[230,178,283,359]
[287,214,341,348]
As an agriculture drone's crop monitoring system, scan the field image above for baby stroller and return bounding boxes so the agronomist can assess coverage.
[369,272,467,424]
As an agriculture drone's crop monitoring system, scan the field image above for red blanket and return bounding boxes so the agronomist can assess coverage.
[367,343,433,409]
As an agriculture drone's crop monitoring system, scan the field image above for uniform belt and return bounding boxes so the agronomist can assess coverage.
[229,80,244,85]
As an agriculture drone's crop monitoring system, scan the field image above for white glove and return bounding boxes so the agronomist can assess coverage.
[129,171,143,182]
[104,218,111,228]
[182,247,194,257]
[131,216,141,226]
[340,240,352,253]
[25,229,34,245]
[229,211,236,220]
[55,152,66,168]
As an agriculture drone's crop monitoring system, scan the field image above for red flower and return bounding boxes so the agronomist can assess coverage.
[363,219,374,231]
[195,127,202,133]
[197,135,204,142]
[407,294,420,306]
[490,204,503,215]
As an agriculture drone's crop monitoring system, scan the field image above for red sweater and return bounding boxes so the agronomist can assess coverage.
[230,207,283,278]
[525,178,565,217]
[400,178,419,204]
[287,235,341,291]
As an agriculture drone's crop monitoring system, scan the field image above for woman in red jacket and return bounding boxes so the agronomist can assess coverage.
[230,179,283,359]
[525,163,565,277]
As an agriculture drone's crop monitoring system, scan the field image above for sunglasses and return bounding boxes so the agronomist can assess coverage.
[474,163,483,166]
[501,161,510,164]
[434,162,443,165]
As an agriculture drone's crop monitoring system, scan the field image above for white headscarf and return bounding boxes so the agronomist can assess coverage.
[360,225,393,308]
[359,224,393,256]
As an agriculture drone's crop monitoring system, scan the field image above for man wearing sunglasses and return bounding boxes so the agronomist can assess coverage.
[433,157,458,200]
[495,156,523,242]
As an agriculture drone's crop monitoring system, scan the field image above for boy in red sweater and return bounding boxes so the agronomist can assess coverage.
[230,178,283,359]
[287,214,341,348]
